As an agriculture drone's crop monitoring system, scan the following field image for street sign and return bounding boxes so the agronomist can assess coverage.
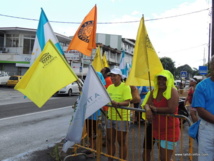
[180,71,187,78]
[199,66,208,75]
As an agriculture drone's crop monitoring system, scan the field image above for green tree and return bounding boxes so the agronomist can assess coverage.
[175,64,193,79]
[160,57,176,75]
[192,67,199,76]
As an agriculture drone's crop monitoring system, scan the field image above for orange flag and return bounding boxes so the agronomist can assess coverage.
[67,5,97,56]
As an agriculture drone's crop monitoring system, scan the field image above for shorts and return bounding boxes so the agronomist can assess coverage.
[106,120,130,132]
[198,119,214,161]
[157,140,178,150]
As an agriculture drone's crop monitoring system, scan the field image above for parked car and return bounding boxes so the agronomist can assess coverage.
[6,75,22,87]
[0,71,10,85]
[57,79,83,96]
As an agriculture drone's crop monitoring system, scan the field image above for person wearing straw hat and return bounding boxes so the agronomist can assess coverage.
[106,67,132,161]
[143,70,180,161]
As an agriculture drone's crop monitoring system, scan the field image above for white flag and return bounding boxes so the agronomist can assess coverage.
[63,65,111,152]
[30,8,64,65]
[119,51,129,78]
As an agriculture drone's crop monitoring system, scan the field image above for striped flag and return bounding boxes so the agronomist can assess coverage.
[119,51,129,78]
[30,8,64,65]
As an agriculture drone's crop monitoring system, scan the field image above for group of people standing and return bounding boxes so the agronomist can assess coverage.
[98,67,180,161]
[87,55,214,161]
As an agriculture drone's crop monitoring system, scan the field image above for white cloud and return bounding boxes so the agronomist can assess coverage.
[110,0,123,2]
[145,0,211,68]
[95,0,211,69]
[97,15,140,39]
[131,11,141,16]
[51,0,210,69]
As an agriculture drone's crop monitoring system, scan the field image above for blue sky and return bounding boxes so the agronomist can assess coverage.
[0,0,211,69]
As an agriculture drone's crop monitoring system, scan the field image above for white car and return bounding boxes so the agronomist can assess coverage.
[0,72,10,85]
[57,79,83,96]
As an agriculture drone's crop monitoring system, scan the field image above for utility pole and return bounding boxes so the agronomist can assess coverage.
[208,23,211,69]
[211,0,214,56]
[203,47,206,65]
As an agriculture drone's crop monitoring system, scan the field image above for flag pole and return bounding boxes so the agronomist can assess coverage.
[80,54,83,80]
[211,0,214,56]
[142,14,152,91]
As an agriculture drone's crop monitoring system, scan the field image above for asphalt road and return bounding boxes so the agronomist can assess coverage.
[0,94,78,119]
[0,87,199,161]
[0,86,78,118]
[0,86,78,161]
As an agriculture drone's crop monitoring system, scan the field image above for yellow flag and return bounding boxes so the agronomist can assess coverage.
[102,52,109,67]
[15,40,78,107]
[126,17,163,86]
[91,46,104,72]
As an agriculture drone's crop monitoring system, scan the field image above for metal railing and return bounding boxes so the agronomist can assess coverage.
[63,105,196,161]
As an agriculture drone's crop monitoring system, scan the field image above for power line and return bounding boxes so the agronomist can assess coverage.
[0,8,210,24]
[146,8,210,22]
[160,43,208,54]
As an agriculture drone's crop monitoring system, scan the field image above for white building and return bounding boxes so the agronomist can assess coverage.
[0,27,135,77]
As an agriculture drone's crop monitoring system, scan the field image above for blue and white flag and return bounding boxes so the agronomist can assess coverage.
[119,51,129,78]
[62,65,111,152]
[30,8,64,65]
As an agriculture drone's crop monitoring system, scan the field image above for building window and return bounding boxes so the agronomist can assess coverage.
[110,52,116,60]
[23,35,35,54]
[0,33,4,49]
[23,38,34,54]
[6,34,19,47]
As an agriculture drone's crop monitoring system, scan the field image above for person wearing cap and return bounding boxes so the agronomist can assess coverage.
[143,70,180,161]
[191,55,214,161]
[101,67,112,89]
[106,67,132,161]
[184,77,198,123]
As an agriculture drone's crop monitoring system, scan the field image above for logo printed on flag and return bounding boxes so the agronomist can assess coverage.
[125,16,163,86]
[134,17,163,79]
[40,52,56,67]
[78,21,94,43]
[67,5,97,56]
[15,40,78,107]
